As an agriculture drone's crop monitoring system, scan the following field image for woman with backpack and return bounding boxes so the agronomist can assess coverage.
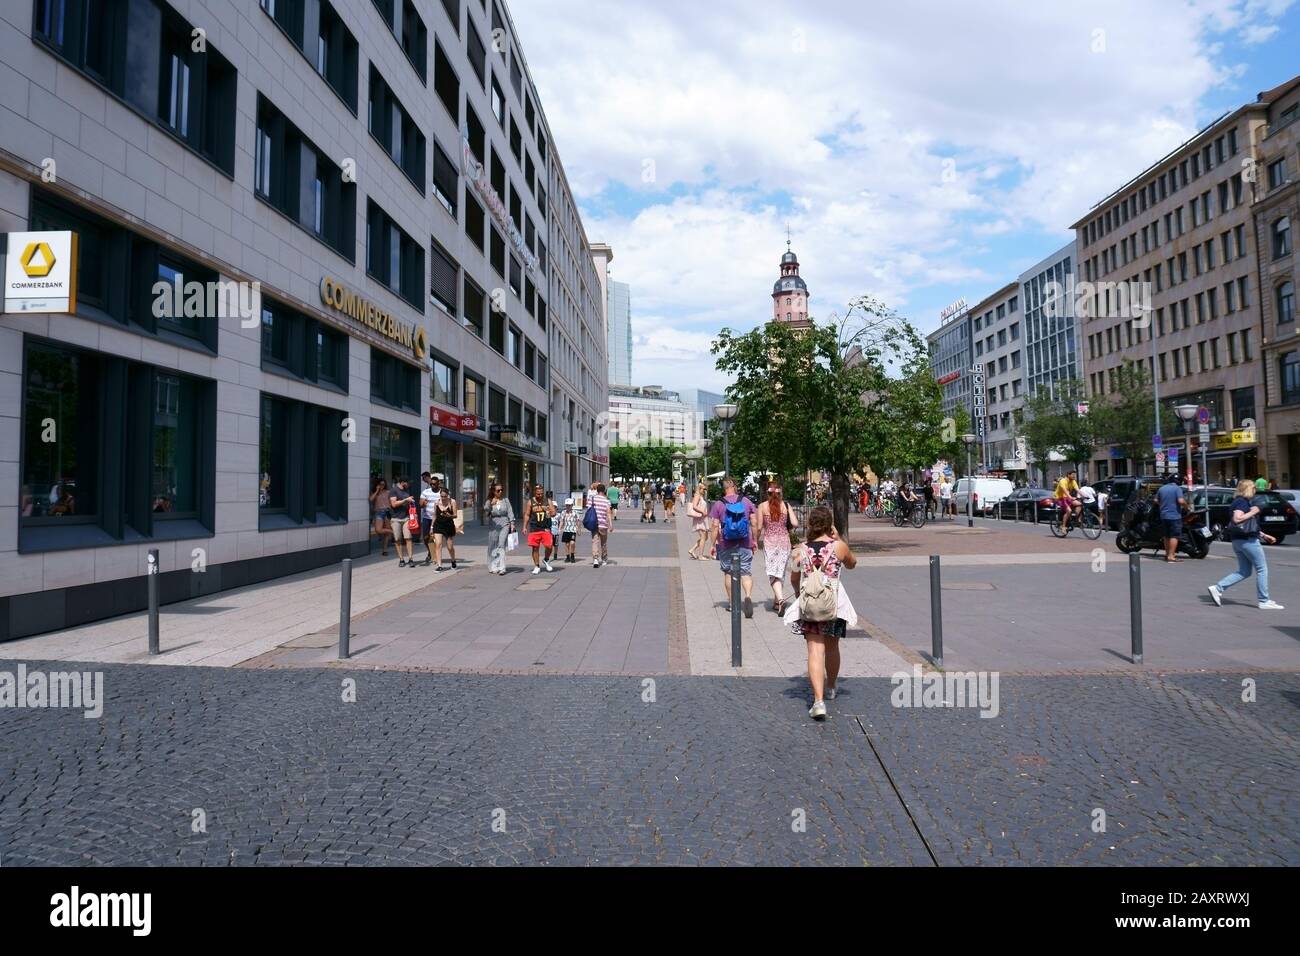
[757,482,797,614]
[785,506,857,721]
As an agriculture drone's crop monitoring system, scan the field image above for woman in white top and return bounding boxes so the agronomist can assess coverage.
[687,482,710,559]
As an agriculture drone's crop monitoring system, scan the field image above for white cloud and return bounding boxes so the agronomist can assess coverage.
[508,0,1295,390]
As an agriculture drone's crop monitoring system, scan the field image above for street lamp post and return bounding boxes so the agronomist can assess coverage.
[672,451,686,491]
[961,433,976,528]
[699,438,712,486]
[1174,403,1198,486]
[714,404,738,480]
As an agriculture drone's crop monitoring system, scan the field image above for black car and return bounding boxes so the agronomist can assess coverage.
[994,487,1060,522]
[1204,487,1298,545]
[1105,476,1212,530]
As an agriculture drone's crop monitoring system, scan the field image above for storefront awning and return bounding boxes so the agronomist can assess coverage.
[430,426,475,445]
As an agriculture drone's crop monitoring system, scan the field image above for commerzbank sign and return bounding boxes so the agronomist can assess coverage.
[320,276,426,361]
[461,126,539,276]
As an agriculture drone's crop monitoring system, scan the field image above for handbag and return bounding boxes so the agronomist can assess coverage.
[1228,511,1260,539]
[453,508,465,535]
[406,505,419,533]
[507,531,519,551]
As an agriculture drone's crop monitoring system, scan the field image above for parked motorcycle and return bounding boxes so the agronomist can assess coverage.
[1115,499,1212,559]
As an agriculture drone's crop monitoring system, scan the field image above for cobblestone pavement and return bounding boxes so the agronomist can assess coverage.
[1,661,1294,865]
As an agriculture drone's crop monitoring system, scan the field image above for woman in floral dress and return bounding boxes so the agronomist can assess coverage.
[757,482,797,614]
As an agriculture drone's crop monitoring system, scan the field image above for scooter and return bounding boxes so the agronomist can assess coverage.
[1115,501,1212,559]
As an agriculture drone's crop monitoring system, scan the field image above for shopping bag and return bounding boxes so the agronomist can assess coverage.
[407,506,419,533]
[507,531,519,551]
[453,509,465,535]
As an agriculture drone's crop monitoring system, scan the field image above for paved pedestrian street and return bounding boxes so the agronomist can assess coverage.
[1,512,1297,865]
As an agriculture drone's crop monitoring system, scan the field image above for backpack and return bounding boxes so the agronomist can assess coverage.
[583,503,599,533]
[721,499,750,542]
[798,544,838,622]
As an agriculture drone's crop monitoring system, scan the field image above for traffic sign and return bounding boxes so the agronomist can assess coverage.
[1198,423,1210,441]
[1152,434,1163,450]
[1197,406,1210,425]
[1155,451,1166,467]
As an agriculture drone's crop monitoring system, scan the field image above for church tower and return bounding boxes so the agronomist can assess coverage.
[771,234,810,328]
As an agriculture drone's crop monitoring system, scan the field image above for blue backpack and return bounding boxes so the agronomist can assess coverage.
[583,502,599,533]
[721,499,750,542]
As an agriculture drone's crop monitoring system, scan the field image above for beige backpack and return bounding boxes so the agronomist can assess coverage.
[798,544,838,622]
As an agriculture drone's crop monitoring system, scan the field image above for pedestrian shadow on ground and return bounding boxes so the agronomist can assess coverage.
[1273,626,1300,644]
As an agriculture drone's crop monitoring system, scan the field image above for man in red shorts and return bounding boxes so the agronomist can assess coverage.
[526,484,556,575]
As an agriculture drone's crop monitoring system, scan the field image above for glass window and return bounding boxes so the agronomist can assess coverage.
[1275,217,1292,259]
[1280,282,1296,326]
[1282,352,1300,405]
[151,374,198,515]
[463,376,482,417]
[21,343,97,520]
[431,358,455,406]
[259,394,286,511]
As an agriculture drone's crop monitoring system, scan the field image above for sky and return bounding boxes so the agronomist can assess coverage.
[509,0,1300,394]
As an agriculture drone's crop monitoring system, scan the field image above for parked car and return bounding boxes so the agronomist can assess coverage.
[952,477,1014,515]
[1203,486,1298,545]
[1103,475,1166,530]
[994,487,1059,522]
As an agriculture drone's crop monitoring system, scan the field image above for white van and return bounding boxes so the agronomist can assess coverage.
[952,477,1014,515]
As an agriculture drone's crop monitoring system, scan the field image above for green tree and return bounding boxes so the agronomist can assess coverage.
[1091,360,1176,472]
[1019,380,1099,482]
[713,296,941,535]
[609,442,693,483]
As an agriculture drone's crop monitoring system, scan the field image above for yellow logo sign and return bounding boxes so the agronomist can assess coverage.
[20,241,55,277]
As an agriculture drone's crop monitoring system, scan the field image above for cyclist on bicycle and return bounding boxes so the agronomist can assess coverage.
[1054,470,1082,534]
[898,482,920,521]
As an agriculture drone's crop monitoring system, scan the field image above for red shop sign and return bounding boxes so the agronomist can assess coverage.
[430,406,481,431]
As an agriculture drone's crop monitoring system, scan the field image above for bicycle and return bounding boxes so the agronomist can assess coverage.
[1049,504,1102,540]
[892,498,926,528]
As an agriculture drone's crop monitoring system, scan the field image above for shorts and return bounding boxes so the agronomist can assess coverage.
[1056,497,1076,511]
[420,516,433,539]
[718,544,753,577]
[390,517,412,541]
[1162,517,1183,539]
[528,530,553,549]
[561,531,576,543]
[611,503,619,510]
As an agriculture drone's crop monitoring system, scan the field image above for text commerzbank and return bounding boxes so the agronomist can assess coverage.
[319,276,426,361]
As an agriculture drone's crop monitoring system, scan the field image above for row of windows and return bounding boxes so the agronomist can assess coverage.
[1083,126,1241,248]
[1083,178,1246,281]
[1085,279,1261,361]
[19,338,216,550]
[261,0,359,112]
[429,357,547,441]
[1090,331,1255,395]
[258,392,348,526]
[971,296,1018,332]
[35,0,237,175]
[974,323,1020,356]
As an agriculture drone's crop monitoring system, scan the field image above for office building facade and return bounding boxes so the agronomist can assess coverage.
[1072,78,1300,481]
[967,283,1024,475]
[0,0,606,638]
[606,279,631,387]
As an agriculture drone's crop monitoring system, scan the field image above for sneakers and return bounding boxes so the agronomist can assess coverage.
[451,559,457,569]
[1207,585,1223,607]
[826,685,838,700]
[1259,600,1285,610]
[398,559,407,567]
[593,559,600,568]
[543,560,554,572]
[809,700,828,721]
[531,566,541,575]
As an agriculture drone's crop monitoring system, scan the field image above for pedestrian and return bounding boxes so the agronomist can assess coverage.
[560,498,579,563]
[757,481,797,614]
[1155,474,1187,563]
[387,477,418,568]
[418,474,439,566]
[1096,484,1109,527]
[630,482,641,510]
[709,477,758,617]
[858,485,868,514]
[1208,479,1285,610]
[785,505,857,721]
[1255,476,1268,492]
[687,481,710,559]
[526,484,556,574]
[607,481,621,522]
[923,478,936,520]
[641,487,655,523]
[484,483,515,575]
[431,486,459,570]
[370,477,392,556]
[664,484,677,522]
[939,475,953,518]
[589,482,612,566]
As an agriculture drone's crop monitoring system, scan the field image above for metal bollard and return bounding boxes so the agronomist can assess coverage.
[338,558,353,660]
[929,554,943,668]
[1128,552,1143,664]
[731,570,742,667]
[147,548,160,655]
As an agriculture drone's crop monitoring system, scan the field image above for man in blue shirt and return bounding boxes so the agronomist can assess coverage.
[1155,475,1186,563]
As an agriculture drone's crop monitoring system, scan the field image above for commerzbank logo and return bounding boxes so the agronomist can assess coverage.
[20,241,56,277]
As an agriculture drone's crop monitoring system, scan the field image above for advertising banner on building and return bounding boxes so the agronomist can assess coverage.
[3,230,78,314]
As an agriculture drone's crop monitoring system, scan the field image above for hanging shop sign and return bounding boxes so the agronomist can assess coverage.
[564,440,579,454]
[319,276,426,360]
[935,370,962,386]
[970,365,986,442]
[589,453,609,465]
[3,230,78,314]
[461,126,539,276]
[430,405,482,431]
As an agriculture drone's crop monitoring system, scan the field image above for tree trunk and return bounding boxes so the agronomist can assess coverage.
[830,471,851,545]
